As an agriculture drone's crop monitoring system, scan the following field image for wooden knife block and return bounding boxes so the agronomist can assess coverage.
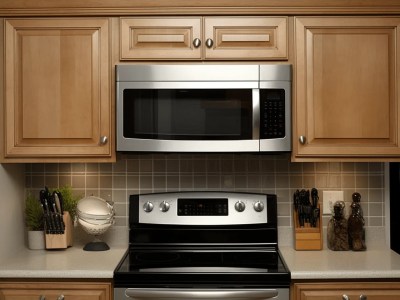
[293,204,323,250]
[45,211,73,249]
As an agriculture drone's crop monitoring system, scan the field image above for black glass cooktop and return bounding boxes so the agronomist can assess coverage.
[114,247,290,288]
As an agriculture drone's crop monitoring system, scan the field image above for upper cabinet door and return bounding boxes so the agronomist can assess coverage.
[294,17,400,161]
[119,17,287,61]
[203,17,288,60]
[120,17,202,60]
[4,18,114,162]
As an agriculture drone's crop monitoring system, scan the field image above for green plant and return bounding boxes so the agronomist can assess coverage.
[25,193,44,231]
[54,185,80,220]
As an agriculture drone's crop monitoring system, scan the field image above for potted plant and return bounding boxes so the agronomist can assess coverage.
[25,193,45,249]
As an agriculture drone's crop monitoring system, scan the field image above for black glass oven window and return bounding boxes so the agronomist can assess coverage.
[123,89,253,140]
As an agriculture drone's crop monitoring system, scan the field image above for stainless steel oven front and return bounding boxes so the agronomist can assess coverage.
[114,192,290,300]
[116,64,291,153]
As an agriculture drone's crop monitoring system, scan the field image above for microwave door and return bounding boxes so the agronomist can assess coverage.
[117,82,260,152]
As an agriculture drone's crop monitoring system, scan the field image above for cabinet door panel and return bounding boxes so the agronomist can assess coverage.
[204,17,288,60]
[294,17,400,160]
[294,282,400,300]
[4,18,112,161]
[120,18,201,60]
[0,282,111,300]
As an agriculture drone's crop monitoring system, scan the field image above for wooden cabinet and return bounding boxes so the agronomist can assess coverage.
[0,281,111,300]
[3,18,115,162]
[293,17,400,161]
[120,16,288,60]
[292,282,400,300]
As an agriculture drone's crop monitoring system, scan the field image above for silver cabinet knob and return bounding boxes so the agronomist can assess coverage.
[143,201,154,213]
[253,201,264,212]
[205,38,214,48]
[342,295,350,300]
[58,295,65,300]
[39,296,45,300]
[234,201,246,212]
[360,295,367,300]
[299,135,307,145]
[193,38,201,48]
[100,136,108,145]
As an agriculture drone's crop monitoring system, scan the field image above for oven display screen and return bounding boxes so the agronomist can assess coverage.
[177,198,228,216]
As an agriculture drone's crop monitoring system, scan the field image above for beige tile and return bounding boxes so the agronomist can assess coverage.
[86,175,99,189]
[45,175,58,188]
[369,175,383,189]
[327,174,341,188]
[72,163,85,173]
[369,203,383,217]
[234,175,247,189]
[99,163,113,173]
[262,175,276,189]
[154,176,166,190]
[193,159,207,173]
[222,175,234,188]
[180,175,194,189]
[139,175,152,190]
[315,174,328,188]
[140,159,153,173]
[166,160,180,173]
[290,175,302,188]
[86,163,99,173]
[303,163,315,173]
[342,162,355,173]
[180,160,193,173]
[167,175,179,189]
[315,162,329,173]
[303,175,316,189]
[32,163,45,173]
[71,175,85,189]
[329,162,342,173]
[45,163,59,173]
[356,175,369,188]
[248,175,261,189]
[221,159,234,173]
[234,159,247,173]
[59,175,72,187]
[100,175,113,189]
[113,160,127,173]
[193,176,207,189]
[276,174,289,188]
[207,175,221,189]
[113,175,127,189]
[153,159,166,173]
[342,174,355,188]
[127,159,140,172]
[32,175,45,188]
[289,162,302,173]
[260,160,275,173]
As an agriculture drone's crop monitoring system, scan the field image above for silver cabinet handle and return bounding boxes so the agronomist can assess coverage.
[39,296,45,300]
[100,136,108,145]
[342,295,350,300]
[299,135,306,145]
[125,288,279,299]
[205,38,214,48]
[360,295,367,300]
[193,38,201,48]
[57,295,65,300]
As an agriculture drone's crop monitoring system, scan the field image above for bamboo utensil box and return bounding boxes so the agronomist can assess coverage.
[293,204,323,250]
[45,212,73,249]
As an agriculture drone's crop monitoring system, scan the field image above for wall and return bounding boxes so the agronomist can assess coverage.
[24,153,386,246]
[0,164,26,260]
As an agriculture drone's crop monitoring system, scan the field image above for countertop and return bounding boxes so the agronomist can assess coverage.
[280,246,400,280]
[0,245,127,279]
[1,245,400,280]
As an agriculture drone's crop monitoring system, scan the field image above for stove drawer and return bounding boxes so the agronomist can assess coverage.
[114,288,289,300]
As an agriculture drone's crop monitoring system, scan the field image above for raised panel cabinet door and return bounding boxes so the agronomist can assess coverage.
[204,17,288,60]
[294,17,400,160]
[4,18,112,161]
[120,17,202,60]
[293,282,400,300]
[0,282,111,300]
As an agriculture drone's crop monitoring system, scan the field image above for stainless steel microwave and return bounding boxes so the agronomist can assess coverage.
[116,64,291,152]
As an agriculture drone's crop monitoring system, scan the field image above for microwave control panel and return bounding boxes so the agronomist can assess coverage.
[260,89,286,139]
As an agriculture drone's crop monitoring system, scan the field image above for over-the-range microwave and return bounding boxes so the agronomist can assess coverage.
[116,64,291,153]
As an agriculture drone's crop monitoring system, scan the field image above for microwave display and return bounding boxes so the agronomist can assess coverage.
[123,89,253,140]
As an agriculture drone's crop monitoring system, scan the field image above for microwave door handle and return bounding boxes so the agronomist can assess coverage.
[124,288,279,299]
[252,88,260,140]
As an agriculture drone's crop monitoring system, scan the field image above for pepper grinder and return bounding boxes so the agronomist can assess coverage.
[348,192,366,251]
[327,201,349,251]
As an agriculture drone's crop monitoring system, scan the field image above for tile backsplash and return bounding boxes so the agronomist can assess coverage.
[25,153,385,230]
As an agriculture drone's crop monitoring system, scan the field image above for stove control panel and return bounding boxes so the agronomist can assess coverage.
[135,192,272,225]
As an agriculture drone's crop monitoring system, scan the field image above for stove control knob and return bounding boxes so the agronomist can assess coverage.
[143,201,154,213]
[253,201,264,212]
[159,201,170,212]
[234,200,246,212]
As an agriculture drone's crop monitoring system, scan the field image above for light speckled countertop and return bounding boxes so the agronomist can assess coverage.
[0,246,127,279]
[280,246,400,280]
[1,245,400,280]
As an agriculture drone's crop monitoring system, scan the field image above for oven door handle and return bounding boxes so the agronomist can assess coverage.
[124,288,279,299]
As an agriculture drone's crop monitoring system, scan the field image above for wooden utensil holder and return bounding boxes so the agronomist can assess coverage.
[45,211,73,249]
[293,204,323,250]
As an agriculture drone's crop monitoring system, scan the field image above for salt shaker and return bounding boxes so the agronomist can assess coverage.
[327,201,349,251]
[348,192,366,251]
